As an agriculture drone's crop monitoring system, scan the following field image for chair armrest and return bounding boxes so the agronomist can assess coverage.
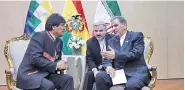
[5,68,15,90]
[148,65,157,89]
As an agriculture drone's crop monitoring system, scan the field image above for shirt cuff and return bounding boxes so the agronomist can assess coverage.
[92,68,98,72]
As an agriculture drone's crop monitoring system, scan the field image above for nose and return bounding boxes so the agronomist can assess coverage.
[97,31,101,35]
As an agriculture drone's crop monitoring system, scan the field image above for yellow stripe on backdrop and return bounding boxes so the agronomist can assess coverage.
[62,0,90,55]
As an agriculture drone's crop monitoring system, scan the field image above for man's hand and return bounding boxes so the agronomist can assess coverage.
[101,46,115,59]
[57,60,67,70]
[106,66,116,78]
[92,68,99,77]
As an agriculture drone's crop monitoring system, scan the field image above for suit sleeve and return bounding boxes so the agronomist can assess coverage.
[115,32,145,63]
[86,40,97,70]
[27,33,57,73]
[55,39,63,61]
[102,58,112,69]
[103,38,113,69]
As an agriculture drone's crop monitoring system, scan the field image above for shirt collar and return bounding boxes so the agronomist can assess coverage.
[46,31,56,41]
[49,31,56,40]
[98,38,106,51]
[120,31,127,47]
[120,31,127,40]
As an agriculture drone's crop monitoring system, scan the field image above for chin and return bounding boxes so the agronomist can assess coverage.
[97,38,103,41]
[58,34,63,37]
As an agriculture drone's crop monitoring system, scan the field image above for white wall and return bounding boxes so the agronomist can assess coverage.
[0,1,183,85]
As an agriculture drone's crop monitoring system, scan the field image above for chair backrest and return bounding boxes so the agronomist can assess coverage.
[4,34,30,81]
[143,36,154,64]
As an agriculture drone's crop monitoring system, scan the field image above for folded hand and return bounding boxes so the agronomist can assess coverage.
[57,60,67,70]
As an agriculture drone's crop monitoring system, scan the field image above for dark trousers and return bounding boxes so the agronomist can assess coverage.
[24,74,74,90]
[95,71,146,90]
[83,71,95,90]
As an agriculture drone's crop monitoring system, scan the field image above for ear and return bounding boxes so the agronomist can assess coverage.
[52,26,57,30]
[121,22,127,26]
[122,22,127,29]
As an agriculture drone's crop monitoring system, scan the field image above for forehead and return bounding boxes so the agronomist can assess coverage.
[111,19,121,25]
[93,25,105,30]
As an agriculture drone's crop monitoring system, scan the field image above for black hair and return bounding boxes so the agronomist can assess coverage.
[45,13,66,31]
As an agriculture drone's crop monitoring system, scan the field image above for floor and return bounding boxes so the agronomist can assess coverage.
[154,79,183,90]
[0,79,184,90]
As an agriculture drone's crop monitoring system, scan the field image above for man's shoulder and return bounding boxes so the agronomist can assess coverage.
[87,36,96,44]
[129,31,143,36]
[106,33,115,39]
[32,31,46,38]
[31,31,47,43]
[108,35,117,42]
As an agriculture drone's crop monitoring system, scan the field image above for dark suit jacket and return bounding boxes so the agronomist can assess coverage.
[103,31,151,85]
[16,31,62,89]
[86,34,114,71]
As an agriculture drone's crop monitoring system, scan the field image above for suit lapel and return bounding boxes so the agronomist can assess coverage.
[114,36,121,51]
[121,31,131,51]
[105,34,110,50]
[92,37,101,52]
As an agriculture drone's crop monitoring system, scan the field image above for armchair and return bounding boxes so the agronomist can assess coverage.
[4,34,30,90]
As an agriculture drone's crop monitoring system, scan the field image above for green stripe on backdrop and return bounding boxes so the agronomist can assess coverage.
[27,15,41,30]
[61,30,72,55]
[106,1,121,16]
[29,1,39,13]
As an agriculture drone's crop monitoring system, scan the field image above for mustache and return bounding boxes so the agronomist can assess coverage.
[96,35,101,37]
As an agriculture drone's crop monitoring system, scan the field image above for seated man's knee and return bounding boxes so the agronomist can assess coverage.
[47,83,55,90]
[41,80,55,90]
[58,74,74,86]
[66,74,74,82]
[95,72,104,78]
[95,72,106,82]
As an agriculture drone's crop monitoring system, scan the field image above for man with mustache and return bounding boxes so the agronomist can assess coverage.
[83,21,114,90]
[16,13,74,90]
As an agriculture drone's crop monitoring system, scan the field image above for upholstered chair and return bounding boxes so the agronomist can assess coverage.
[4,34,30,90]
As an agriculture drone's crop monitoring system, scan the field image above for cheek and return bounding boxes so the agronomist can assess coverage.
[57,30,62,34]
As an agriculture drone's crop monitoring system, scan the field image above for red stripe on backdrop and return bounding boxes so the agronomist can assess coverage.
[72,0,89,31]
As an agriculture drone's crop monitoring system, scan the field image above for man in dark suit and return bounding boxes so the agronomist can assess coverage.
[16,13,74,90]
[96,16,151,90]
[83,22,114,90]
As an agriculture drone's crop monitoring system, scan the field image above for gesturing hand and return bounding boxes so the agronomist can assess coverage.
[101,46,115,60]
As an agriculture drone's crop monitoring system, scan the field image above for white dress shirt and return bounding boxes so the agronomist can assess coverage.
[98,38,106,52]
[120,32,127,47]
[92,38,106,72]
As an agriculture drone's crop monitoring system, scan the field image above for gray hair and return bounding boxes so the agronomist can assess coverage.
[110,16,127,23]
[93,21,107,29]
